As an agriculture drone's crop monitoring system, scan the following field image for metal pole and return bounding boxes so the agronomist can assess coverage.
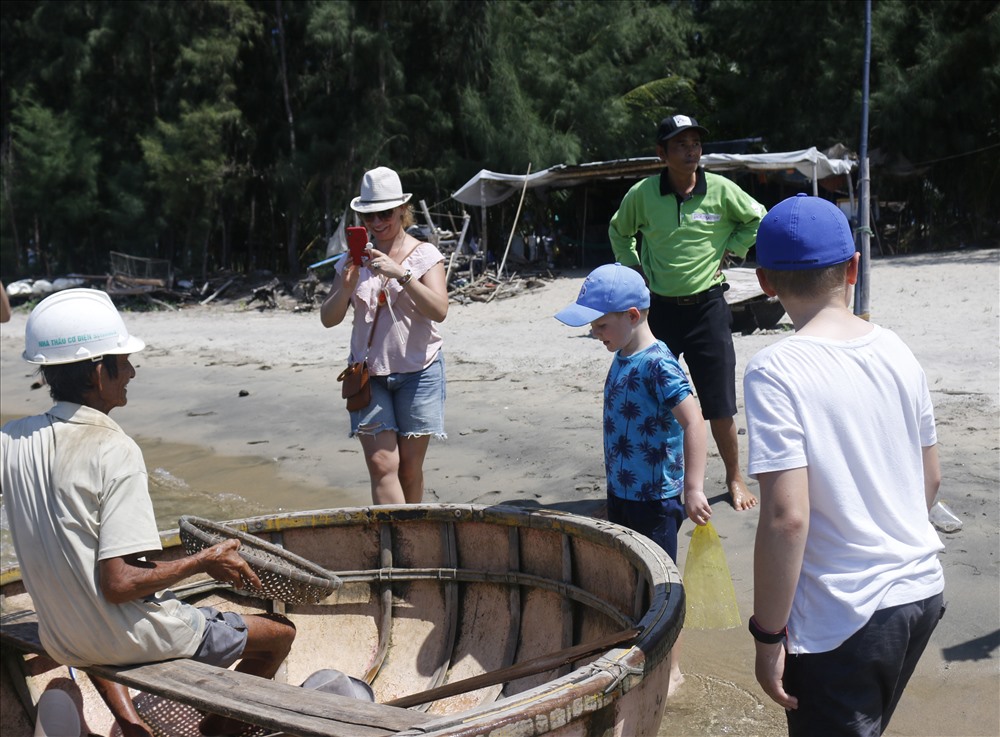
[858,157,871,319]
[855,0,872,318]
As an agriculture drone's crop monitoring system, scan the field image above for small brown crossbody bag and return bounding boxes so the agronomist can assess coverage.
[337,301,382,412]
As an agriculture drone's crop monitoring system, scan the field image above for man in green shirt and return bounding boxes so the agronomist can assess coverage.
[608,114,766,511]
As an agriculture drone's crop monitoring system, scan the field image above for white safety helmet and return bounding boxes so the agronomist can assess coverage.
[23,288,146,365]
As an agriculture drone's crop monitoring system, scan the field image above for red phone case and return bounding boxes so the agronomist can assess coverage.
[347,226,368,266]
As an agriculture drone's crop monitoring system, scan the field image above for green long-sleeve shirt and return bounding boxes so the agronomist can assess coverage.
[608,168,766,297]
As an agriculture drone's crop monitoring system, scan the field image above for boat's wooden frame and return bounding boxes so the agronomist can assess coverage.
[2,503,684,737]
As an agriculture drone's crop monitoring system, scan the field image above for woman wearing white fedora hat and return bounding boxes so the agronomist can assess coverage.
[321,167,449,505]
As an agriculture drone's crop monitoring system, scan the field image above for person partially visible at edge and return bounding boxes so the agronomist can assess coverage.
[320,166,449,505]
[0,289,296,737]
[1,280,11,322]
[608,114,766,512]
[744,195,945,736]
[555,262,711,697]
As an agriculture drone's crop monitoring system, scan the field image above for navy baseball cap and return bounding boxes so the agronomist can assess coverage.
[555,263,650,327]
[756,194,856,271]
[657,114,709,143]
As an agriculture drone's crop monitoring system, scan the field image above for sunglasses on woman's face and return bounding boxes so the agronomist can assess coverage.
[362,208,396,223]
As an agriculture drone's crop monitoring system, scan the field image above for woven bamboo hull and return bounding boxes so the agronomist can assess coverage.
[1,503,684,737]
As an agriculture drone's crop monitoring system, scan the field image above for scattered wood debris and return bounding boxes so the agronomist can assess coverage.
[448,271,555,304]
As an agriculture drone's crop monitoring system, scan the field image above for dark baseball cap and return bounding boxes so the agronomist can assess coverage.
[657,114,709,143]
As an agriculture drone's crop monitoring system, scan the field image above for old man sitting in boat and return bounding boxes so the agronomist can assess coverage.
[0,289,296,737]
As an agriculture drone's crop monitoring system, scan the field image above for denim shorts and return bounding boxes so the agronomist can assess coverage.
[351,351,446,438]
[191,606,248,668]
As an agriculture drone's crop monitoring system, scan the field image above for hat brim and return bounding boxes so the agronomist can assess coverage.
[555,303,604,327]
[350,193,412,214]
[658,124,709,143]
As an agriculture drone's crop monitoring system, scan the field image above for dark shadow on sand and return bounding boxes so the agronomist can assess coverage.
[941,629,1000,662]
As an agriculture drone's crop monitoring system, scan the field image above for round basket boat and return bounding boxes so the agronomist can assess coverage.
[2,504,684,737]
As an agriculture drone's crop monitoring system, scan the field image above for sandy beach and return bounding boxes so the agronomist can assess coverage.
[1,248,997,736]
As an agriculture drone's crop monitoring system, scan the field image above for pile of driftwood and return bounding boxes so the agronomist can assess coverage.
[448,271,554,304]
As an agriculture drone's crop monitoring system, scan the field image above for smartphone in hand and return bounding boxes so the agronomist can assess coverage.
[347,226,368,266]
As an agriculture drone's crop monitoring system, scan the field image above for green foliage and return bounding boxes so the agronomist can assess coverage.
[697,0,866,148]
[0,0,995,280]
[4,89,99,273]
[868,0,1000,244]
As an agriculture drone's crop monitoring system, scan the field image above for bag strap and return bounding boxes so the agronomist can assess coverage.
[359,301,382,362]
[359,239,423,361]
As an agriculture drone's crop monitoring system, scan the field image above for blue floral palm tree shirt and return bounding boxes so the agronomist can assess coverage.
[604,341,692,501]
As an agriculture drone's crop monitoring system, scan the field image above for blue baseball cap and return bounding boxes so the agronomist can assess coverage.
[756,194,856,271]
[555,263,650,327]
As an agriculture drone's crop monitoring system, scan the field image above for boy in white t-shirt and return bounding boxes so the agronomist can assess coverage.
[744,194,945,736]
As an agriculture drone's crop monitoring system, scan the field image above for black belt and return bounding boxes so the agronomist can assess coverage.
[650,283,728,306]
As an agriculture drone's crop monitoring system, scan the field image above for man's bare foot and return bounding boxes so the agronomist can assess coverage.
[728,479,758,511]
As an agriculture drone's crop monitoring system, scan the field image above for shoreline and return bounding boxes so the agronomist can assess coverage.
[1,248,997,736]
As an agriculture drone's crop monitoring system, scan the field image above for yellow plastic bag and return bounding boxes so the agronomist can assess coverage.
[682,521,742,630]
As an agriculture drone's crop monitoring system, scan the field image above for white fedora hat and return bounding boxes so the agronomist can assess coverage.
[350,167,412,213]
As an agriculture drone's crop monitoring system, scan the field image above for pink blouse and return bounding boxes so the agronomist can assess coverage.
[336,241,445,375]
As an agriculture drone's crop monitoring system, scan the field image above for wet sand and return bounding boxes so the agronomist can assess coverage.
[1,248,997,736]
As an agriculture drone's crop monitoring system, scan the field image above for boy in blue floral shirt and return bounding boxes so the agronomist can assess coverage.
[557,262,711,556]
[556,263,710,693]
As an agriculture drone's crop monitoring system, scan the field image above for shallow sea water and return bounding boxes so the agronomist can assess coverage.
[0,428,355,569]
[0,423,787,736]
[658,671,785,736]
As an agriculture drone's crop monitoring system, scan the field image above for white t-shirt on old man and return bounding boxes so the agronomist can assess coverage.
[744,325,944,654]
[1,402,205,667]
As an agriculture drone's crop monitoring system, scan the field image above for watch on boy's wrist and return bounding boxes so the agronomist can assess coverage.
[748,615,787,644]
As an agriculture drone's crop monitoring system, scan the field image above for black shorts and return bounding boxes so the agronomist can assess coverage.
[783,593,945,737]
[647,294,736,419]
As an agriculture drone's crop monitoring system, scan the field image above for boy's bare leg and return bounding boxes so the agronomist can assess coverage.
[667,634,685,697]
[710,417,757,511]
[91,676,153,737]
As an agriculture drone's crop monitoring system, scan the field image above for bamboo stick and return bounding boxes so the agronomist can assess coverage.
[495,164,531,279]
[384,626,641,708]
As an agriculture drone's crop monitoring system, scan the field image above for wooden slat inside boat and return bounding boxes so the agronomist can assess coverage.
[1,503,684,737]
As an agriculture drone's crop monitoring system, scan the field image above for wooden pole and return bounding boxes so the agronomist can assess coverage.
[445,212,471,286]
[496,163,532,279]
[419,199,439,246]
[384,626,640,708]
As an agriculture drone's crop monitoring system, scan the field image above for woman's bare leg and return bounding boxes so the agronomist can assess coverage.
[360,431,405,504]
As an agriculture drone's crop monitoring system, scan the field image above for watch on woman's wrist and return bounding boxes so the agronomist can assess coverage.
[397,269,413,286]
[748,615,787,644]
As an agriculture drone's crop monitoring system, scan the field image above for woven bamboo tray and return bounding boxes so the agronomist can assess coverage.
[179,516,341,605]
